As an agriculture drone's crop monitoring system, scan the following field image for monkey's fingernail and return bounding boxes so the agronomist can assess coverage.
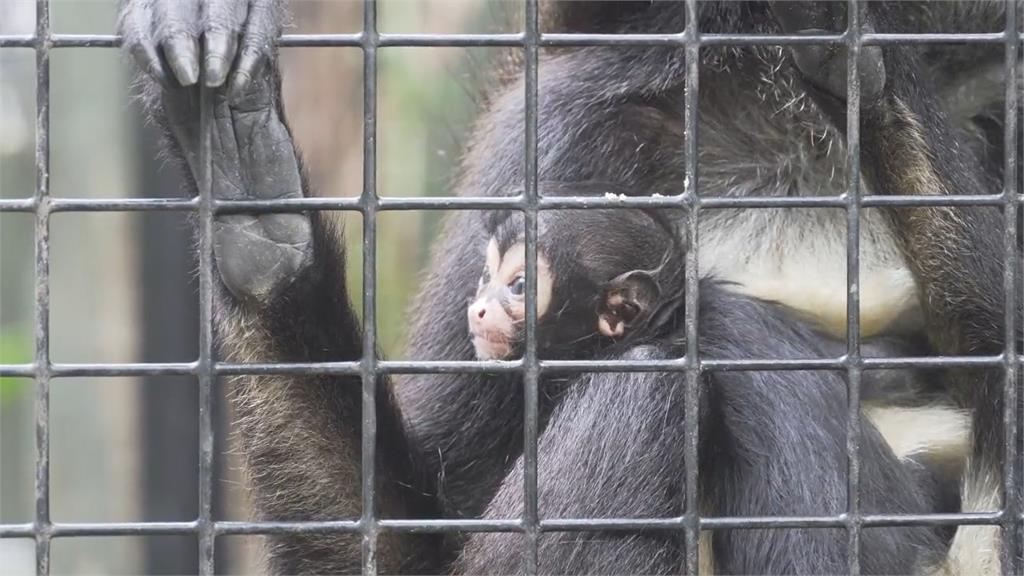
[228,69,253,102]
[166,39,200,86]
[204,31,238,87]
[130,43,170,87]
[229,50,266,103]
[235,49,263,81]
[205,55,230,87]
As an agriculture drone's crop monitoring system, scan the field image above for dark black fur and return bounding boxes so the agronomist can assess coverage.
[483,187,687,360]
[118,0,1016,573]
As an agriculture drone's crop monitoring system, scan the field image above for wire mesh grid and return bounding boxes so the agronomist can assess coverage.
[0,0,1022,574]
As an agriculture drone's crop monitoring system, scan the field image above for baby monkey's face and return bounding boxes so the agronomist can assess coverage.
[467,236,661,360]
[467,238,553,360]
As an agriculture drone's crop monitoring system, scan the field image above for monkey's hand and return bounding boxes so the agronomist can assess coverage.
[769,1,886,110]
[120,0,312,305]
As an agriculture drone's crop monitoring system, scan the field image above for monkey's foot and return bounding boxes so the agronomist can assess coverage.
[769,1,886,107]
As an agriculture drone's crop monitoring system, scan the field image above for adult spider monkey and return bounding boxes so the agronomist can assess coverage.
[119,0,1020,573]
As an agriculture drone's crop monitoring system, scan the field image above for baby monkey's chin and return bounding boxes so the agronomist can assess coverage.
[472,335,514,360]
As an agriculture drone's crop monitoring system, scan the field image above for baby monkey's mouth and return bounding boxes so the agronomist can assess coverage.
[470,330,515,360]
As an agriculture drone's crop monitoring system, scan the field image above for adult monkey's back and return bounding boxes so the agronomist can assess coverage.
[119,0,1015,573]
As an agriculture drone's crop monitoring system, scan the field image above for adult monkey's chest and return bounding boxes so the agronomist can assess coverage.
[694,206,923,339]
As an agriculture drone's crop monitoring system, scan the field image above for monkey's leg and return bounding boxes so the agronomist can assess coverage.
[119,1,441,572]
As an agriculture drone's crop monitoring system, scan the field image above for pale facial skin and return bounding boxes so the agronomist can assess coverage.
[467,239,553,360]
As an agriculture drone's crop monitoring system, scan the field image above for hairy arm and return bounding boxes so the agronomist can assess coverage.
[772,0,1019,488]
[120,1,438,572]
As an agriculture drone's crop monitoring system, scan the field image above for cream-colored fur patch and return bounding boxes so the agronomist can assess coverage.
[864,405,970,462]
[946,466,1002,576]
[698,208,921,338]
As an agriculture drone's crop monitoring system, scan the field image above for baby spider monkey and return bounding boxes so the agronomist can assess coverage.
[467,186,687,360]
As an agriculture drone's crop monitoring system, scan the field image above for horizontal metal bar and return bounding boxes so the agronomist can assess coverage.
[0,34,119,48]
[51,521,198,537]
[0,199,35,211]
[2,31,1019,50]
[0,521,198,538]
[0,363,197,378]
[54,362,198,377]
[216,520,361,535]
[0,364,34,377]
[544,512,1004,532]
[377,519,523,533]
[225,192,1008,211]
[0,511,1003,539]
[704,31,1012,46]
[2,194,1014,215]
[2,354,1009,380]
[0,524,33,538]
[50,198,198,212]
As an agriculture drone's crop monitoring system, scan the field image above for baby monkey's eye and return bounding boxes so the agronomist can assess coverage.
[508,275,526,296]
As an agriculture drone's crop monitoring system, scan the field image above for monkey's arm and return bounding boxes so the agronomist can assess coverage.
[774,0,1020,474]
[120,1,439,572]
[862,33,1019,482]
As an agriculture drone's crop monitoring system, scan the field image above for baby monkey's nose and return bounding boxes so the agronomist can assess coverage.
[468,298,503,333]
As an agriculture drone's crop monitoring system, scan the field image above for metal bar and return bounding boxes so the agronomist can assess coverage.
[195,63,216,576]
[844,1,864,573]
[543,512,1006,531]
[2,31,1018,50]
[2,192,1014,214]
[3,193,1011,216]
[681,0,701,573]
[3,509,1008,539]
[1000,0,1021,571]
[521,0,541,572]
[1,353,1014,380]
[360,2,381,573]
[32,1,52,574]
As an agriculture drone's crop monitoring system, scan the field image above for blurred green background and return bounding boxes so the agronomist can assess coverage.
[0,0,517,573]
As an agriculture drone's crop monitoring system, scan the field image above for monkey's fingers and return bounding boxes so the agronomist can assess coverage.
[202,0,248,87]
[120,1,171,86]
[768,1,885,107]
[119,0,263,89]
[769,0,845,35]
[229,0,284,101]
[153,0,202,86]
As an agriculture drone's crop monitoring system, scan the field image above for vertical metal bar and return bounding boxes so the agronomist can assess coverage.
[32,1,52,574]
[1000,0,1020,571]
[681,0,701,573]
[196,62,216,576]
[843,1,864,573]
[361,1,381,573]
[522,0,541,573]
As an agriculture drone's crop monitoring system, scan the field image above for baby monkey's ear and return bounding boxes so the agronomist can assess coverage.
[597,271,661,338]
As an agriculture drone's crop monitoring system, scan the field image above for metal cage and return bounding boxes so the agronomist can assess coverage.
[0,0,1021,574]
